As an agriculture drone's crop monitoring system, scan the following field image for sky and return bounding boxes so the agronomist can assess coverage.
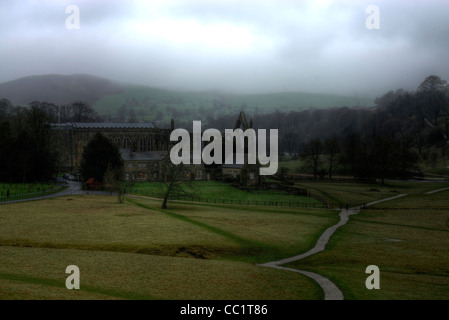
[1,0,449,97]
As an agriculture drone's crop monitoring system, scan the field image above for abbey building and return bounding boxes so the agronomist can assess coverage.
[52,112,263,186]
[53,122,171,173]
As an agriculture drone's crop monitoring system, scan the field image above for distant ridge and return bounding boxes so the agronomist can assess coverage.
[0,74,124,106]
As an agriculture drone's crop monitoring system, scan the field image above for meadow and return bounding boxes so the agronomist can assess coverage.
[286,186,449,300]
[0,194,337,300]
[295,180,449,206]
[129,180,321,206]
[0,182,57,197]
[1,180,448,300]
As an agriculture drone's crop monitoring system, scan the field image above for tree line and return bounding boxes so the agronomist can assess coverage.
[0,100,102,183]
[1,75,447,183]
[208,75,449,181]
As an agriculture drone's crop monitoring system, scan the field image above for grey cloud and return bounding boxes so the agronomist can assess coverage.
[1,0,449,97]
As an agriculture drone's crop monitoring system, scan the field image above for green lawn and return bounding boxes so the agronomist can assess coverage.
[0,182,57,197]
[285,187,449,300]
[370,188,449,209]
[129,180,321,206]
[0,194,337,300]
[295,181,449,206]
[2,181,448,300]
[278,159,304,173]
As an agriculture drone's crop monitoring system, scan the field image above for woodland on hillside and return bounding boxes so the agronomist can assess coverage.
[198,75,449,181]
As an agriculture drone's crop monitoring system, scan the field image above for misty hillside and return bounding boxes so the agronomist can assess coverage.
[0,74,124,106]
[0,74,374,123]
[94,85,374,124]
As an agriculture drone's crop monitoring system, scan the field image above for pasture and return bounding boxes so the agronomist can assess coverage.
[0,194,337,300]
[1,180,448,300]
[286,187,449,300]
[129,180,320,206]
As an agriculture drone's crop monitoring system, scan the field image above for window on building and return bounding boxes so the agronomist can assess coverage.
[153,172,158,180]
[184,171,190,180]
[249,172,255,180]
[140,138,146,151]
[195,170,202,180]
[139,163,147,169]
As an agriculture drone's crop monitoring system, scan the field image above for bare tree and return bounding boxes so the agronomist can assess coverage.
[70,101,103,122]
[160,158,197,209]
[324,136,340,179]
[302,138,323,180]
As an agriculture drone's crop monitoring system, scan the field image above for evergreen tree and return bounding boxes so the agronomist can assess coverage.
[80,133,123,182]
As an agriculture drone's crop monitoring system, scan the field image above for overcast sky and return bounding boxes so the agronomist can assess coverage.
[1,0,448,97]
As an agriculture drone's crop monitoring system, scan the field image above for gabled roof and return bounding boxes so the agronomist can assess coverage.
[51,122,160,130]
[73,122,157,129]
[234,111,253,130]
[222,163,245,169]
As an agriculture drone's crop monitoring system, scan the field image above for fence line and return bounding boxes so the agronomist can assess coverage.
[0,184,69,204]
[125,188,355,209]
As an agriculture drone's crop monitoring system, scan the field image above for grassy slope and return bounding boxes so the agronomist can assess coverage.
[1,181,447,300]
[93,85,374,122]
[0,195,337,299]
[0,183,58,196]
[295,181,449,206]
[130,181,320,205]
[286,187,449,300]
[0,74,124,106]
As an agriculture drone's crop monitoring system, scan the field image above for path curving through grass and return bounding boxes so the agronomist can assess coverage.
[258,193,408,300]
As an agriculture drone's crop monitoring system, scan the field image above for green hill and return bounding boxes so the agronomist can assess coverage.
[0,74,374,122]
[94,85,374,123]
[0,74,124,106]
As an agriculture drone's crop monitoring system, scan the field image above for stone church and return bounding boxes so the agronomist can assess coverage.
[52,112,263,186]
[53,122,171,173]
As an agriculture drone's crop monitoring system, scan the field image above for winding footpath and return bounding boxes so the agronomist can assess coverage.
[258,194,408,300]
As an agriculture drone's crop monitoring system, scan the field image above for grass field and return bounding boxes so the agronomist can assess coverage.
[295,181,449,206]
[0,194,338,300]
[129,181,320,206]
[0,183,56,197]
[285,186,449,300]
[1,180,448,300]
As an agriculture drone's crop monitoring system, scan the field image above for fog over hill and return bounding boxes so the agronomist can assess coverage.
[0,74,374,116]
[2,2,449,97]
[0,74,124,106]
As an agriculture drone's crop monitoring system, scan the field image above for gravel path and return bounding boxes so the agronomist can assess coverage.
[258,193,408,300]
[424,187,449,194]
